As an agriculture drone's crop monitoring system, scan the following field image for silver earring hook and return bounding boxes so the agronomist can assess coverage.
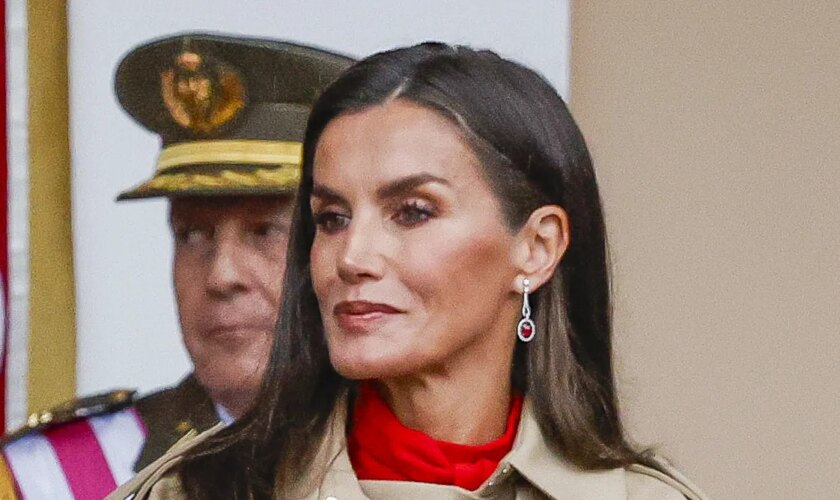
[517,278,535,342]
[521,278,531,319]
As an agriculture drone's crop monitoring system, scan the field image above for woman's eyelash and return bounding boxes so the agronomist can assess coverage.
[311,199,438,232]
[313,210,350,233]
[401,199,435,212]
[393,199,437,226]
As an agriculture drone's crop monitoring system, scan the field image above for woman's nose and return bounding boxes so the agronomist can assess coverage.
[335,216,385,284]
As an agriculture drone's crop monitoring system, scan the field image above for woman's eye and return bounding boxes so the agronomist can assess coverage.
[313,211,351,233]
[393,200,436,227]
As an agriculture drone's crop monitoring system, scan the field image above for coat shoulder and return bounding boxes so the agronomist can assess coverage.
[625,469,690,500]
[145,474,188,499]
[105,422,224,500]
[624,454,710,500]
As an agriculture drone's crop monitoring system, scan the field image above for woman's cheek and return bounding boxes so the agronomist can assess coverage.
[309,240,331,296]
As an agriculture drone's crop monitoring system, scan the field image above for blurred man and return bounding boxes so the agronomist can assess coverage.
[0,33,351,498]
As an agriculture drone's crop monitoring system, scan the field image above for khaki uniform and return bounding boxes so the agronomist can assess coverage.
[109,398,708,500]
[132,375,221,471]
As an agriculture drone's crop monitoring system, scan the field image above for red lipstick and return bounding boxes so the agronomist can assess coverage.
[333,300,402,333]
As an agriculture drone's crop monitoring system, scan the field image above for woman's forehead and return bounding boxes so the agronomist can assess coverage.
[312,101,480,188]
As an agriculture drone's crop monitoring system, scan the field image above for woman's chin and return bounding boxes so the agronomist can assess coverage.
[329,351,414,380]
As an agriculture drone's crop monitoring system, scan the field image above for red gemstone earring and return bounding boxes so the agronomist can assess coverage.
[517,278,535,342]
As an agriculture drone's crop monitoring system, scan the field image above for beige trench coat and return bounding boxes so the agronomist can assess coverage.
[108,399,708,500]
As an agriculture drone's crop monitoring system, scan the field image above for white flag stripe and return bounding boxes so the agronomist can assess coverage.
[89,407,147,486]
[3,432,74,500]
[5,0,32,432]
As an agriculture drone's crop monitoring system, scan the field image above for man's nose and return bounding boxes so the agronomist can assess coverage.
[206,231,249,298]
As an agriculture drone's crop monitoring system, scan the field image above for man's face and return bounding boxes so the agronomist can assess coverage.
[169,195,293,417]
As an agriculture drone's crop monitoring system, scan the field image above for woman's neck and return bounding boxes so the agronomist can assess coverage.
[376,356,514,445]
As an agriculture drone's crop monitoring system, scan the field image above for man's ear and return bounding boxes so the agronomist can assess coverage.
[510,205,570,292]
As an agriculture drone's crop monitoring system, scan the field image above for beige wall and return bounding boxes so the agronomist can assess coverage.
[571,2,839,499]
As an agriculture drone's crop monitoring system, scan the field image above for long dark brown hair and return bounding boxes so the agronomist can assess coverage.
[179,42,641,498]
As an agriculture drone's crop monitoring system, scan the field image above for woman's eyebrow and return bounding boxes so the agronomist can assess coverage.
[311,184,346,204]
[375,173,450,200]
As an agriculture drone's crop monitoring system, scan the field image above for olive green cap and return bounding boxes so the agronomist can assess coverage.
[114,32,353,201]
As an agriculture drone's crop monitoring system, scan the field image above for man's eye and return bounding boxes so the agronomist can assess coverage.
[175,227,211,245]
[253,223,286,238]
[313,211,350,234]
[393,200,436,227]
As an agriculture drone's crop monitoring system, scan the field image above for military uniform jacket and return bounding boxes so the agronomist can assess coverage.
[110,397,709,500]
[1,375,219,499]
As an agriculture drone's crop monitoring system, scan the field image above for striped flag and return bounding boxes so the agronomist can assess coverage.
[2,407,147,498]
[1,0,9,434]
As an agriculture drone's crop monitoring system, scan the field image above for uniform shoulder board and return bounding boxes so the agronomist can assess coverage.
[627,451,710,500]
[1,389,137,446]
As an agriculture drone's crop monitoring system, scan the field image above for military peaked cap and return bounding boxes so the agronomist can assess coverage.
[114,32,353,200]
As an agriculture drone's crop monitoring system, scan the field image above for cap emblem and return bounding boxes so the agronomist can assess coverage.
[160,51,247,135]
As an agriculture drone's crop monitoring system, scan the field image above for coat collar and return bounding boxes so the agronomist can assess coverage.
[502,399,627,499]
[277,397,368,500]
[284,395,629,500]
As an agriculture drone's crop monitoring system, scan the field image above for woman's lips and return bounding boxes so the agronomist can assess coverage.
[333,300,403,333]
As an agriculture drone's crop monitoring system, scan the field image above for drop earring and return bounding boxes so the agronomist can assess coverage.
[517,278,535,342]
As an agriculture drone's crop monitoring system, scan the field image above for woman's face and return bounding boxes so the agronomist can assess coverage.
[310,99,522,380]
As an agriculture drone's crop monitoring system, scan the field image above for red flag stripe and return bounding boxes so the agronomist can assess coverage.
[44,419,117,499]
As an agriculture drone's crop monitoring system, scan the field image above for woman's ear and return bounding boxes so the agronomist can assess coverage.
[511,205,570,292]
